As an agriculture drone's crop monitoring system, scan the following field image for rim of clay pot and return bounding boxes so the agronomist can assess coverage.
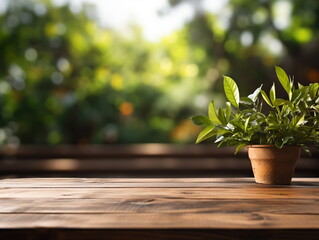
[247,145,300,148]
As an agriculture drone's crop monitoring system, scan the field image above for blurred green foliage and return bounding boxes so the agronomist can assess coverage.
[0,0,210,145]
[0,0,318,145]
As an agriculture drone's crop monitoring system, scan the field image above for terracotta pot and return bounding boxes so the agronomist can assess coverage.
[247,145,301,185]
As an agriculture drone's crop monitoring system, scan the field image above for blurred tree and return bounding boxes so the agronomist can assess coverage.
[2,0,318,146]
[0,0,206,145]
[168,0,319,94]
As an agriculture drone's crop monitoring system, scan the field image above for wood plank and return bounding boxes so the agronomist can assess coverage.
[0,212,319,229]
[1,177,318,188]
[0,198,318,214]
[0,187,318,199]
[1,181,263,188]
[1,177,254,183]
[1,177,318,183]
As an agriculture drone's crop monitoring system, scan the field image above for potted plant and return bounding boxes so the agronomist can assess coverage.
[191,66,319,184]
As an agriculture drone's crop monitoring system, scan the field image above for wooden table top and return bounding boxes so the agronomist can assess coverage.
[0,177,319,240]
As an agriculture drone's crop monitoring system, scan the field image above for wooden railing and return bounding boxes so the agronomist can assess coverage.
[0,144,318,178]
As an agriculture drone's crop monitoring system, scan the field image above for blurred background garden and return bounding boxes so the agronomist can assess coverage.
[1,0,319,146]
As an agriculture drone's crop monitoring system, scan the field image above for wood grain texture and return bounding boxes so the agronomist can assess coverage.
[0,177,318,240]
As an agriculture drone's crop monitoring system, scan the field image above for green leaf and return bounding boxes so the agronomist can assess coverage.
[214,136,224,143]
[309,83,319,100]
[240,97,254,108]
[290,116,298,127]
[260,90,273,107]
[215,128,231,136]
[269,83,276,105]
[225,102,231,122]
[248,84,263,102]
[191,115,212,126]
[273,99,287,107]
[208,101,222,124]
[293,86,309,106]
[295,115,305,127]
[274,139,284,149]
[289,76,295,92]
[244,117,250,132]
[291,88,303,103]
[226,123,235,131]
[300,144,312,156]
[218,108,227,125]
[298,82,304,89]
[230,119,245,131]
[223,76,240,108]
[196,126,216,143]
[281,137,290,146]
[235,143,246,154]
[275,66,291,99]
[240,97,254,104]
